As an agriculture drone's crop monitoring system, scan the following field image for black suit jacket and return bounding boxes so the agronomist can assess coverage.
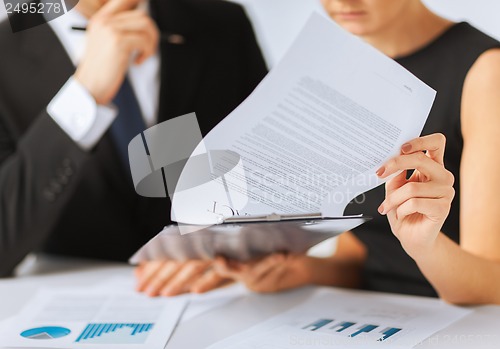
[0,0,267,277]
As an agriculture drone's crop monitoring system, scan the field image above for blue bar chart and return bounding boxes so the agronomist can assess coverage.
[350,324,378,337]
[302,319,333,331]
[378,327,402,342]
[302,318,403,343]
[330,321,356,333]
[75,323,154,344]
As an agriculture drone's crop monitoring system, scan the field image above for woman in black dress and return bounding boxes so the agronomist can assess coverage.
[138,0,500,304]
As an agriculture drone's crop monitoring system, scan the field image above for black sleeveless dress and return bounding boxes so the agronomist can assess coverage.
[344,22,500,297]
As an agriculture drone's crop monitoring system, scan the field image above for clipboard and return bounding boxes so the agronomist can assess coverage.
[129,214,371,263]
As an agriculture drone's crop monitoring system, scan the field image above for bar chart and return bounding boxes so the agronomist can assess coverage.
[75,323,154,344]
[302,318,403,342]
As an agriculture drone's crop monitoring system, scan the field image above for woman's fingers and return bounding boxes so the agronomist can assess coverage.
[401,133,446,165]
[159,261,210,297]
[377,134,454,258]
[190,268,230,294]
[214,254,286,288]
[379,182,455,215]
[396,197,452,222]
[135,260,168,291]
[384,170,408,194]
[134,263,145,278]
[136,260,228,297]
[140,261,180,296]
[247,254,286,282]
[377,151,454,185]
[213,257,245,280]
[247,264,288,293]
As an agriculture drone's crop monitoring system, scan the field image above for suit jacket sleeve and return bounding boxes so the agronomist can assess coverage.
[0,110,88,277]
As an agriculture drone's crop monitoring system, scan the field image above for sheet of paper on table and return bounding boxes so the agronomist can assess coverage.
[0,287,187,349]
[208,287,472,349]
[94,276,248,324]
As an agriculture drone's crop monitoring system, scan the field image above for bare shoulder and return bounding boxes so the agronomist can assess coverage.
[466,48,500,82]
[461,48,500,135]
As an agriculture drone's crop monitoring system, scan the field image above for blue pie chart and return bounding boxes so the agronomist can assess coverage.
[20,326,71,340]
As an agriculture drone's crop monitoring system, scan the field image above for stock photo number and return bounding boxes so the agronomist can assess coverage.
[5,1,62,14]
[3,0,79,32]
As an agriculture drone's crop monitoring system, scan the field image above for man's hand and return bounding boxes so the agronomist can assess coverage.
[135,260,232,297]
[74,0,159,105]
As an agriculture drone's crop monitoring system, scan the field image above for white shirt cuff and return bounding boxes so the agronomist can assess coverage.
[47,77,117,150]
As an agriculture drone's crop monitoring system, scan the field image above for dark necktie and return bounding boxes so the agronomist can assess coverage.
[109,76,146,172]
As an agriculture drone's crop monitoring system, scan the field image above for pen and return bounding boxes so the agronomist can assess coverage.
[70,26,185,44]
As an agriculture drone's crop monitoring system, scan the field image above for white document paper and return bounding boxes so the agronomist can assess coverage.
[0,288,187,349]
[208,288,472,349]
[182,283,248,323]
[94,277,248,324]
[171,12,436,227]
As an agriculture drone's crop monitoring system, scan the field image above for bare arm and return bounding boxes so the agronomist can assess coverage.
[418,49,500,304]
[379,49,500,305]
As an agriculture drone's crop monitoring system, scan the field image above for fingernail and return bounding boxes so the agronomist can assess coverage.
[378,204,385,215]
[376,166,385,177]
[402,143,412,153]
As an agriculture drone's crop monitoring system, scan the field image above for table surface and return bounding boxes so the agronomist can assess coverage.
[1,255,499,349]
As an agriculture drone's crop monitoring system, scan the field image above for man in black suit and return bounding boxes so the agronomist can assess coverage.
[0,0,267,277]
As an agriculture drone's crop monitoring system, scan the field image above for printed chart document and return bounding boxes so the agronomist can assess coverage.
[208,288,472,349]
[132,12,436,262]
[0,288,187,349]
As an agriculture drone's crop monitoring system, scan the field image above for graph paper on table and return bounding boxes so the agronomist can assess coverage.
[208,288,471,349]
[0,288,186,349]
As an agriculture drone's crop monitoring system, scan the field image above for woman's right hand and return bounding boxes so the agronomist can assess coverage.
[214,253,313,293]
[135,260,231,297]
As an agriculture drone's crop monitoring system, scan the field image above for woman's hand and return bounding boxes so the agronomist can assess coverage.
[214,253,313,293]
[135,260,231,297]
[376,133,455,259]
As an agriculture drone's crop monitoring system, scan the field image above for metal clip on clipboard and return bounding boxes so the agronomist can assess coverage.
[222,212,324,224]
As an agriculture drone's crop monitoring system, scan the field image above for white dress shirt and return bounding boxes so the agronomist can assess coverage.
[46,8,160,150]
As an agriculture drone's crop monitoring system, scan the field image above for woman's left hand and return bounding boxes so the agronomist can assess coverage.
[376,133,455,259]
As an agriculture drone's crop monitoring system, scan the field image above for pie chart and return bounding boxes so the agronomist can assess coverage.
[20,326,71,340]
